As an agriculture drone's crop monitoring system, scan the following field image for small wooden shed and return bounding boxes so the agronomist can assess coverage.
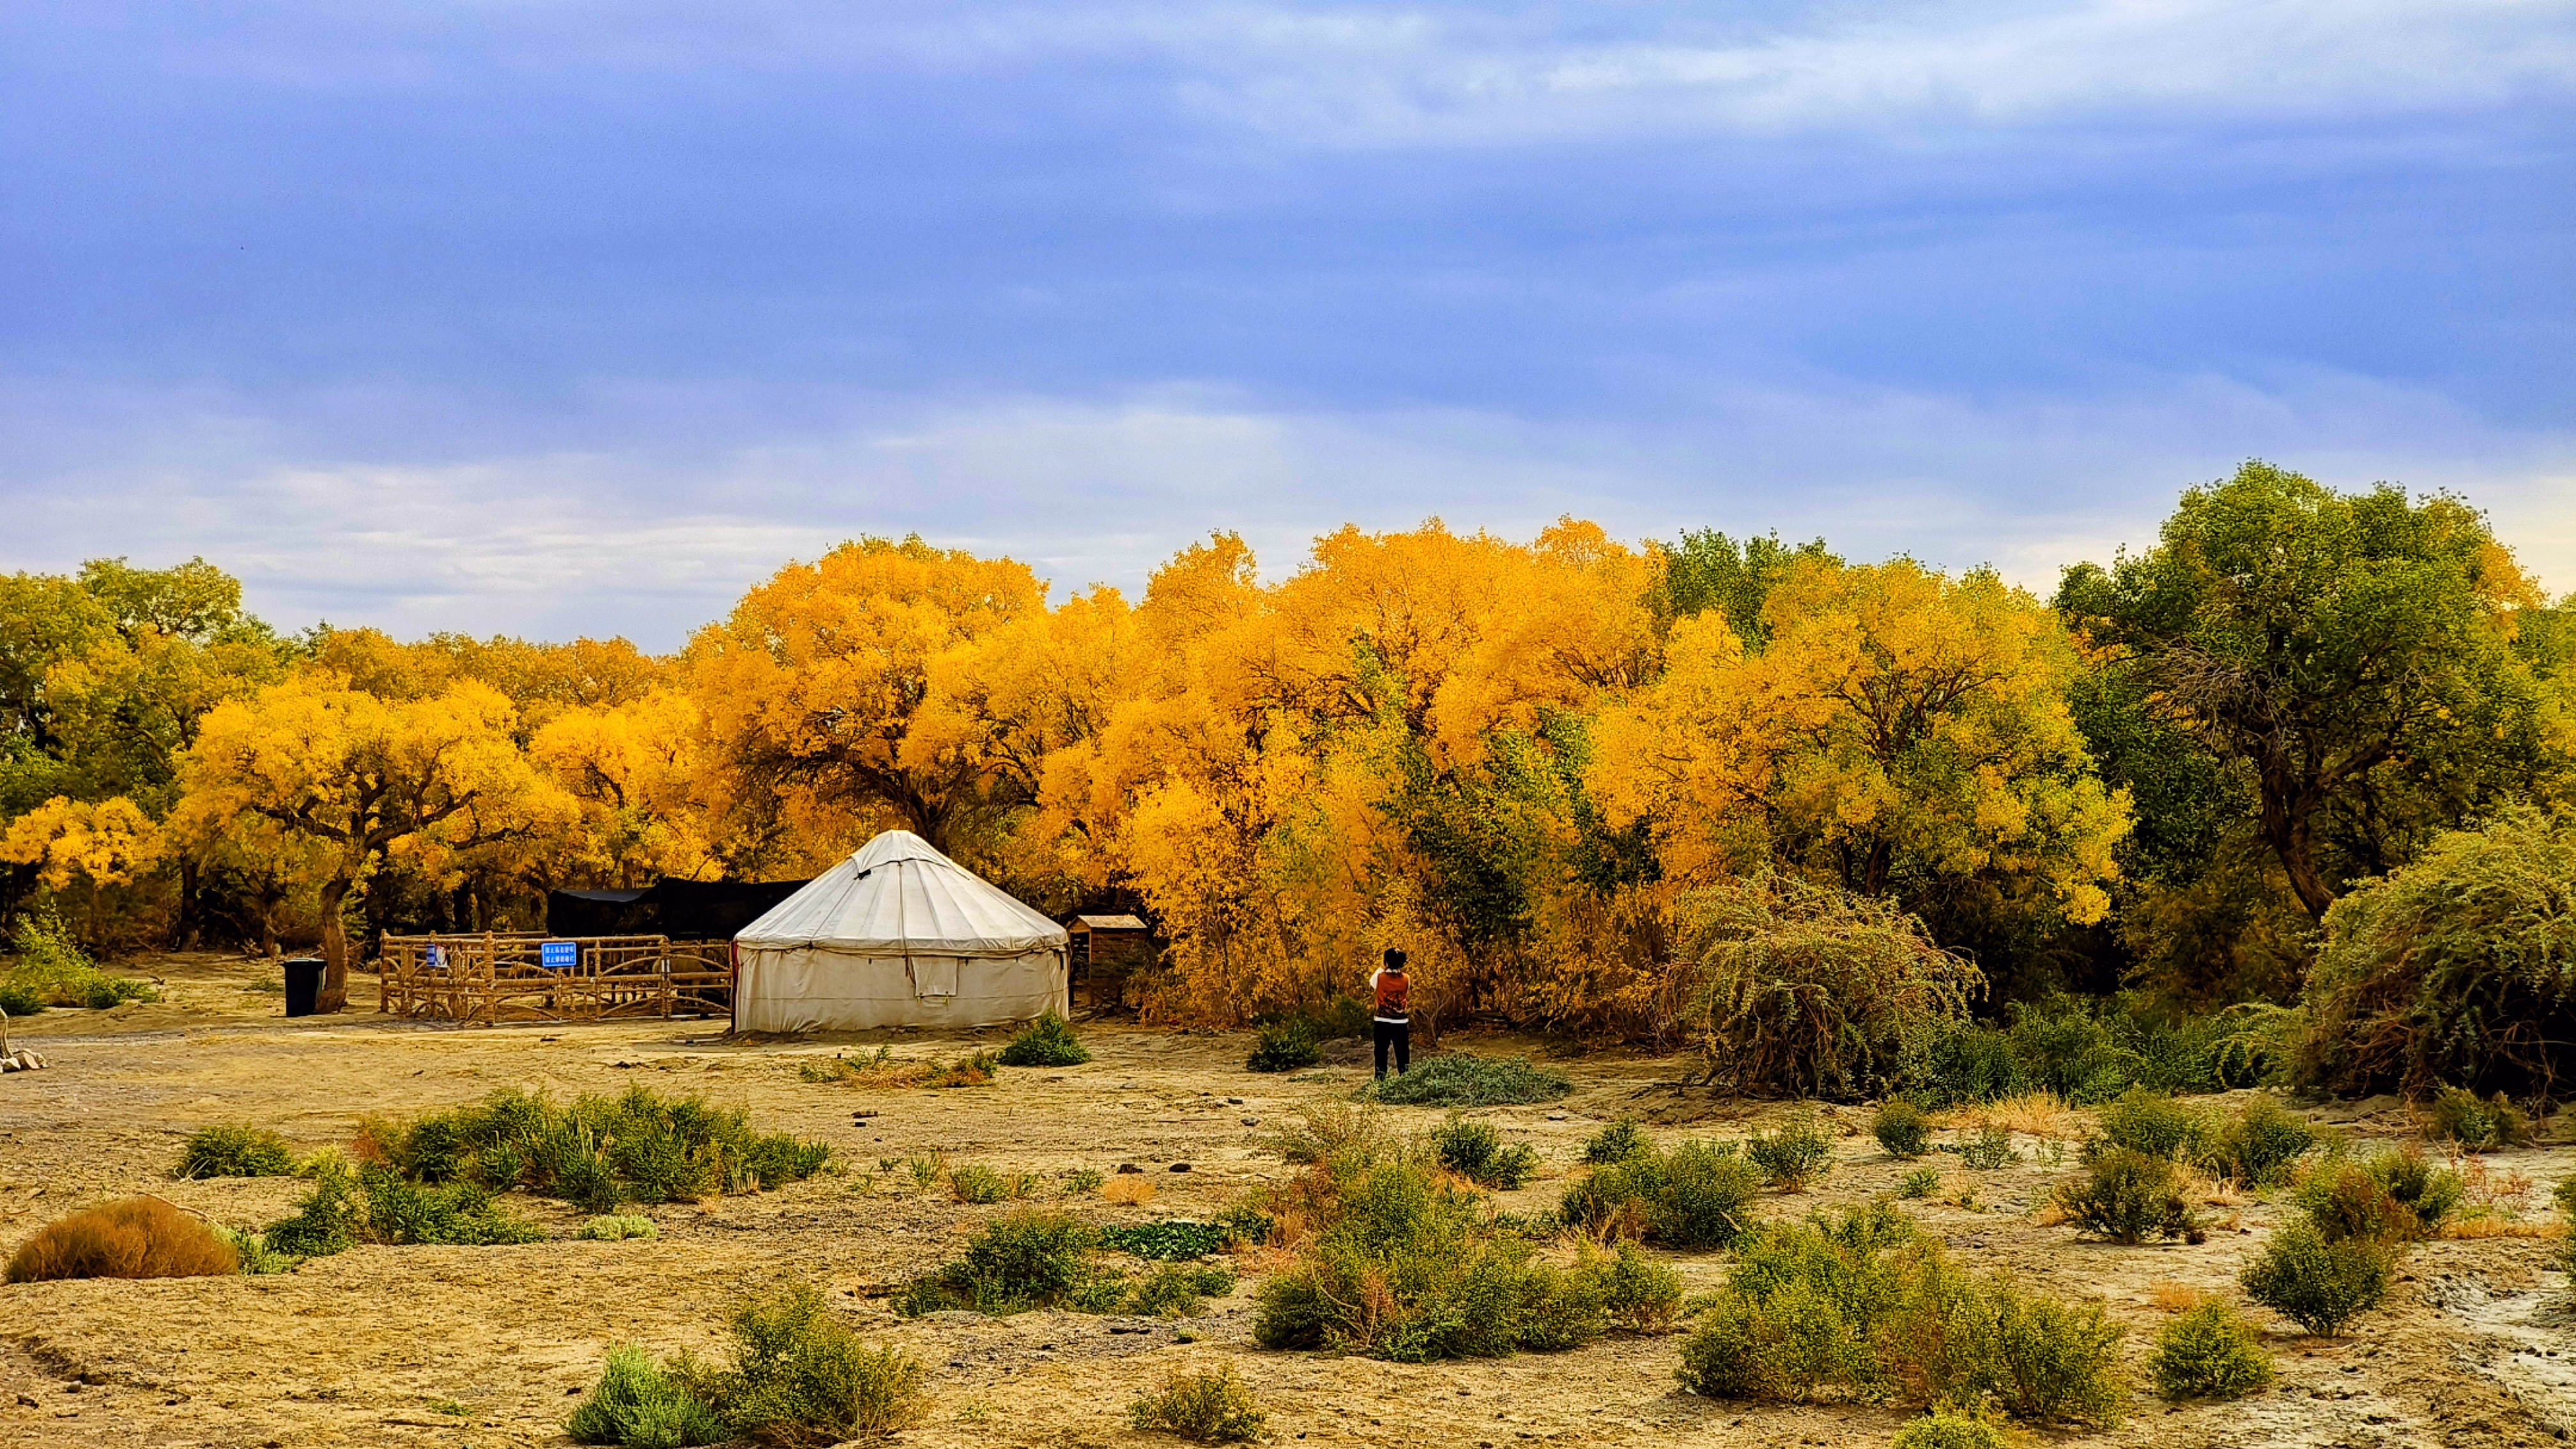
[1067,914,1148,1009]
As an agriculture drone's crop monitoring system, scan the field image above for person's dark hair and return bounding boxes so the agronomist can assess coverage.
[1383,948,1407,970]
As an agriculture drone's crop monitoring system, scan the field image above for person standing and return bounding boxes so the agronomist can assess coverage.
[1370,948,1411,1080]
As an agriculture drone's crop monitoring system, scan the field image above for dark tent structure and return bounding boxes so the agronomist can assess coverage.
[544,878,809,942]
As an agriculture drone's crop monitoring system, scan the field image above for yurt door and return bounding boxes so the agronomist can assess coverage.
[908,956,960,999]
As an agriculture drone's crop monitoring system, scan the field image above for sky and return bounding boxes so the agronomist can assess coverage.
[6,0,2572,649]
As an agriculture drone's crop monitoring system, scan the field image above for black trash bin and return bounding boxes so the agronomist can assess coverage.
[282,958,325,1018]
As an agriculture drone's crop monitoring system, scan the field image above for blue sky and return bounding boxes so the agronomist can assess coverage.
[6,1,2572,648]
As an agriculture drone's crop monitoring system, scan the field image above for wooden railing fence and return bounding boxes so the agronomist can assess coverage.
[375,933,734,1025]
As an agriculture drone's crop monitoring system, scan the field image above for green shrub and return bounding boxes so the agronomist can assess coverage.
[1361,1053,1571,1107]
[0,984,43,1016]
[2426,1086,2534,1151]
[2096,1088,2209,1162]
[1588,1239,1683,1334]
[948,1164,1037,1204]
[1673,1203,2124,1427]
[2241,1223,2391,1336]
[2056,1148,2204,1245]
[2361,1146,2464,1235]
[361,1085,829,1211]
[898,1209,1103,1315]
[1581,1117,1655,1165]
[1560,1140,1760,1250]
[2294,1160,2419,1245]
[577,1215,661,1241]
[1958,1126,2016,1171]
[4,908,157,1009]
[2149,1300,2273,1400]
[1128,1362,1265,1443]
[1062,1167,1106,1195]
[1433,1117,1540,1190]
[2557,1175,2576,1273]
[2297,806,2576,1099]
[1873,1101,1931,1159]
[1897,1166,1940,1199]
[1126,1262,1238,1318]
[717,1283,928,1443]
[1100,1220,1230,1261]
[567,1344,724,1448]
[1747,1116,1834,1190]
[262,1156,542,1257]
[178,1123,300,1179]
[1890,1409,2007,1449]
[1912,1022,2024,1106]
[2206,1097,2315,1186]
[210,1225,298,1275]
[1246,1018,1323,1073]
[1679,875,1981,1100]
[997,1009,1090,1067]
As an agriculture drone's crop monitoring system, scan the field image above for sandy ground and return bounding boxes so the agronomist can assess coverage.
[1,952,2570,1449]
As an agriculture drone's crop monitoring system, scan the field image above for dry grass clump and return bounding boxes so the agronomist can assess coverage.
[1940,1091,2076,1139]
[1103,1174,1158,1206]
[2147,1280,2209,1312]
[5,1197,240,1282]
[801,1045,999,1089]
[1128,1362,1266,1443]
[949,1164,1040,1204]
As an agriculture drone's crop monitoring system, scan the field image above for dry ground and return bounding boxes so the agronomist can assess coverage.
[1,951,2570,1449]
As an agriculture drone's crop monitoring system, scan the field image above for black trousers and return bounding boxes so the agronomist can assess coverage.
[1373,1020,1410,1077]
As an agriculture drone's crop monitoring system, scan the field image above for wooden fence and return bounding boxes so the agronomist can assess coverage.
[376,932,735,1025]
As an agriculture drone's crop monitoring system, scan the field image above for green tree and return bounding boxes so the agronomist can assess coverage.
[2057,463,2564,923]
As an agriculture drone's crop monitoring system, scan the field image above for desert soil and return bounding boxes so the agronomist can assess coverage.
[1,951,2570,1449]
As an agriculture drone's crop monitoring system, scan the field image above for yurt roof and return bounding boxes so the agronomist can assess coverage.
[733,831,1069,956]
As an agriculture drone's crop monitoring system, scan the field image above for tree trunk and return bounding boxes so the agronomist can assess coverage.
[2257,785,2336,922]
[316,873,353,1013]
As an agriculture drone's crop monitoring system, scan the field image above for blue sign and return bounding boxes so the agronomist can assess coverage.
[539,940,579,970]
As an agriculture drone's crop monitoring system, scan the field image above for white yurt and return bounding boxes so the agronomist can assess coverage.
[732,830,1070,1032]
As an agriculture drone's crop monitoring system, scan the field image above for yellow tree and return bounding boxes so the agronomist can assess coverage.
[0,795,165,942]
[176,674,571,1010]
[689,536,1043,858]
[529,688,724,887]
[1595,556,2129,938]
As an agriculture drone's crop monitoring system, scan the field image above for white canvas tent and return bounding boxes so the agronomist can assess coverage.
[732,831,1070,1032]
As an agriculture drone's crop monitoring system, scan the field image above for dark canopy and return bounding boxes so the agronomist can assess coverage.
[544,878,809,941]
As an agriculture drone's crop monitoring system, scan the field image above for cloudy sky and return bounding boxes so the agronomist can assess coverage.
[7,1,2572,648]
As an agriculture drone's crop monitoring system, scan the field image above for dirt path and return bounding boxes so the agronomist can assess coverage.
[1,953,2568,1448]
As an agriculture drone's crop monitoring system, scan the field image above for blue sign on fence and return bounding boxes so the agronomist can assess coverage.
[540,939,579,970]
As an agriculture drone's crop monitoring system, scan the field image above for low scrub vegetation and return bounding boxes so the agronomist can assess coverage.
[2055,1148,2204,1245]
[2148,1300,2273,1400]
[576,1215,660,1241]
[799,1044,998,1089]
[1098,1220,1230,1260]
[1674,1203,2124,1427]
[898,1209,1236,1319]
[1745,1115,1834,1190]
[177,1123,301,1179]
[1128,1363,1266,1443]
[1581,1117,1654,1165]
[2425,1086,2534,1151]
[2096,1087,2210,1162]
[567,1283,928,1448]
[997,1009,1090,1067]
[1872,1101,1931,1158]
[1245,1019,1324,1073]
[949,1164,1039,1204]
[2240,1223,2390,1337]
[355,1084,829,1213]
[263,1154,544,1257]
[1910,994,2286,1107]
[1433,1117,1539,1189]
[5,1197,240,1282]
[2205,1097,2316,1187]
[1890,1409,2007,1449]
[2297,1148,2462,1243]
[1361,1053,1570,1107]
[3,910,157,1011]
[1559,1138,1761,1249]
[1957,1126,2016,1171]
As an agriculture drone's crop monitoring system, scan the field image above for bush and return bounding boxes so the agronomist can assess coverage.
[1746,1116,1834,1190]
[2426,1086,2534,1151]
[209,1225,297,1275]
[2297,806,2576,1100]
[1958,1126,2016,1171]
[360,1085,829,1211]
[997,1009,1090,1067]
[2241,1223,2390,1336]
[1581,1117,1654,1165]
[1873,1101,1931,1159]
[2096,1088,2209,1162]
[578,1215,661,1241]
[1128,1363,1265,1443]
[4,1197,239,1282]
[2205,1097,2315,1186]
[262,1155,542,1257]
[1890,1410,2007,1449]
[1267,1101,1395,1165]
[4,908,157,1009]
[1897,1166,1940,1199]
[0,984,43,1016]
[718,1283,929,1443]
[178,1123,301,1179]
[566,1344,724,1448]
[1126,1262,1238,1317]
[2149,1299,2273,1400]
[2056,1148,2204,1245]
[1434,1117,1540,1190]
[899,1209,1102,1315]
[1560,1140,1761,1250]
[1678,875,1981,1100]
[1673,1203,2124,1427]
[949,1164,1038,1204]
[1361,1053,1571,1107]
[2296,1147,2460,1243]
[1246,1018,1323,1073]
[1588,1239,1683,1334]
[1099,1220,1230,1260]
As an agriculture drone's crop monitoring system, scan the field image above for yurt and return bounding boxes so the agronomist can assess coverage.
[732,831,1070,1032]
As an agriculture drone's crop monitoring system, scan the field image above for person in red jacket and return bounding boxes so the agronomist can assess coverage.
[1370,947,1411,1080]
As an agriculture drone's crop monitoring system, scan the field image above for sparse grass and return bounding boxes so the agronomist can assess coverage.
[356,1084,829,1213]
[1062,1167,1106,1195]
[906,1151,947,1190]
[1433,1117,1540,1190]
[1897,1166,1941,1200]
[5,1197,240,1282]
[1560,1139,1761,1250]
[1359,1053,1571,1107]
[998,1010,1090,1067]
[1873,1101,1932,1159]
[1958,1126,2016,1171]
[1581,1117,1655,1166]
[2149,1300,2273,1400]
[806,1044,1000,1089]
[2056,1148,2205,1245]
[2147,1280,2206,1312]
[1128,1363,1266,1443]
[949,1164,1038,1204]
[2425,1087,2534,1151]
[177,1123,301,1179]
[263,1154,545,1257]
[1941,1091,2078,1139]
[2241,1224,2391,1337]
[576,1215,660,1241]
[1268,1101,1394,1165]
[1746,1115,1834,1190]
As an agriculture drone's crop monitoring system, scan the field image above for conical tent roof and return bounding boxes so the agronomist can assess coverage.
[733,830,1068,956]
